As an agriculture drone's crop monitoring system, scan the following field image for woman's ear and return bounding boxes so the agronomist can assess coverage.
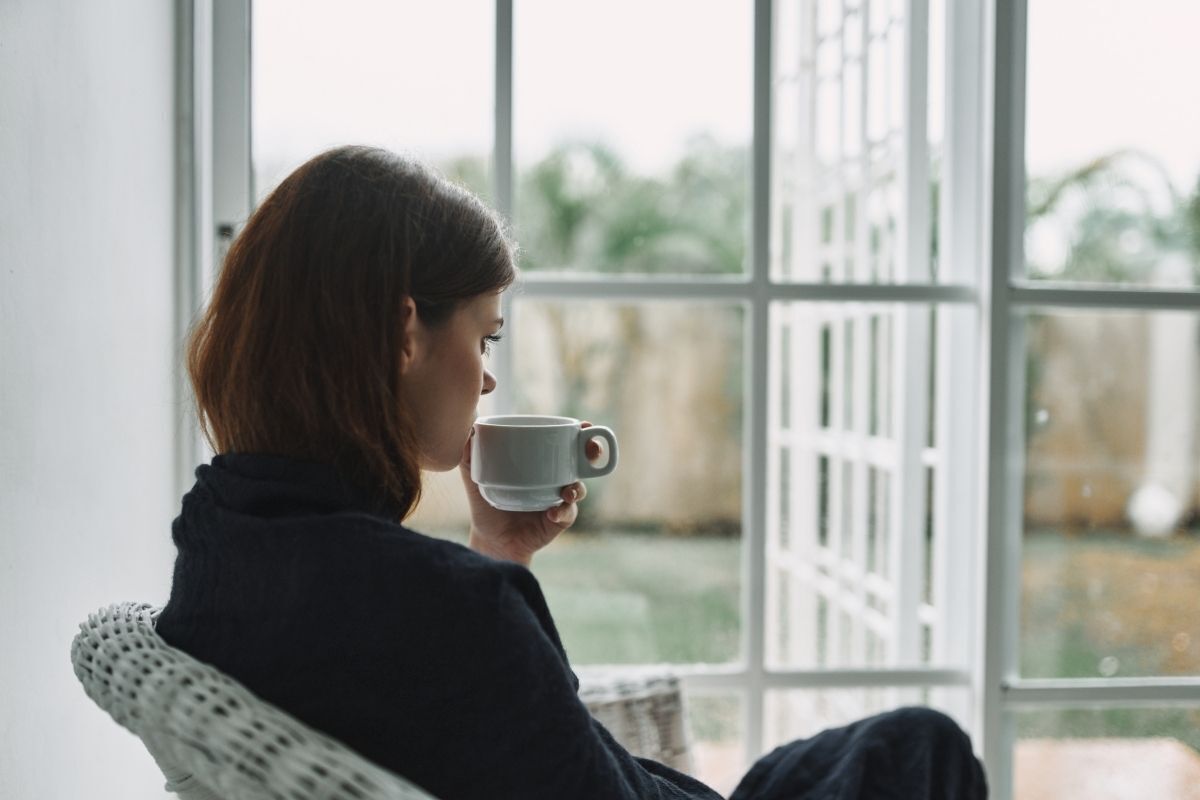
[399,296,421,375]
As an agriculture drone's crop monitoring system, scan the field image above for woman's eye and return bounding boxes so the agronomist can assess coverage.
[482,334,503,356]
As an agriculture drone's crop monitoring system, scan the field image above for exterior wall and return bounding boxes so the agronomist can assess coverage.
[410,311,1200,537]
[0,2,178,797]
[1024,313,1200,531]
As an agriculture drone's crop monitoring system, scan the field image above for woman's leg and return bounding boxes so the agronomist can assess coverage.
[729,706,987,800]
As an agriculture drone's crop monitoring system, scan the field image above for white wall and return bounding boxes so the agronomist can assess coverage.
[1,2,179,797]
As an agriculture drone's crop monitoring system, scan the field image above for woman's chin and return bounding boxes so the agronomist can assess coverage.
[418,431,474,473]
[420,448,466,473]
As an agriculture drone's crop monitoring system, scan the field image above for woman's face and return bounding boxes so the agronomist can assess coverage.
[400,291,502,471]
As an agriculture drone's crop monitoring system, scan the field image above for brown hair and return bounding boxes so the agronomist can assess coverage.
[187,146,515,519]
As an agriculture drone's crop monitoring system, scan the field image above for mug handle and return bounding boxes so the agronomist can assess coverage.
[577,426,618,479]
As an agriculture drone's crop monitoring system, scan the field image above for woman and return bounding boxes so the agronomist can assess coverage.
[157,146,986,799]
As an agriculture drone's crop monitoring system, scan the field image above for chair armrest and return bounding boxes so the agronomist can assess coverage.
[577,667,693,772]
[140,733,224,800]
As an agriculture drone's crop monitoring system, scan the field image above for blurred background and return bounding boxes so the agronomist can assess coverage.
[3,1,1199,798]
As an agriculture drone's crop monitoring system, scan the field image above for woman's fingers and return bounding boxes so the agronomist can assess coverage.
[548,481,587,525]
[578,420,605,462]
[547,501,578,526]
[549,421,597,525]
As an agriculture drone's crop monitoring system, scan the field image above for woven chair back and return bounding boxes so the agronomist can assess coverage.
[71,602,438,800]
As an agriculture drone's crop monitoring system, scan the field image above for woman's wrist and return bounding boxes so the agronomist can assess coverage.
[467,527,534,568]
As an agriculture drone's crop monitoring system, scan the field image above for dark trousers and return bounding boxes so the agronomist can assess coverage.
[730,707,988,800]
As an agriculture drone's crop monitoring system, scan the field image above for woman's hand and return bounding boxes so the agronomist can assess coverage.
[459,421,602,568]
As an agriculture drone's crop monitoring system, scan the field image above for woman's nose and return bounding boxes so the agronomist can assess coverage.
[482,368,497,395]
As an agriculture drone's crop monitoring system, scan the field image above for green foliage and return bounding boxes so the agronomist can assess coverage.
[438,154,492,203]
[515,137,748,274]
[519,142,627,268]
[1026,150,1198,284]
[1020,530,1200,750]
[1187,174,1200,257]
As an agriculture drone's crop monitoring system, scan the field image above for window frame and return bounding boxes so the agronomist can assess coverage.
[983,2,1200,797]
[190,1,1200,797]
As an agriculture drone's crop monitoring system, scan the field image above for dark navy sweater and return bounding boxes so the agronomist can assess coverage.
[156,454,722,800]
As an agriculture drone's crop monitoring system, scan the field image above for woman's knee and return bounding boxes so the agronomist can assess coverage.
[872,706,975,752]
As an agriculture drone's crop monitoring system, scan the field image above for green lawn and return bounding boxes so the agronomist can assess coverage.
[430,526,1200,749]
[1021,529,1200,678]
[1020,529,1200,749]
[533,531,742,665]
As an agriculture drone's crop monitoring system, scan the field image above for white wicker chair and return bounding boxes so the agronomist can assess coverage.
[72,602,693,799]
[577,668,693,773]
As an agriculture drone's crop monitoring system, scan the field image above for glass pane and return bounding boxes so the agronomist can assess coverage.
[688,694,746,797]
[773,0,943,282]
[513,301,744,664]
[252,0,493,202]
[1022,310,1200,678]
[514,1,751,275]
[767,302,968,669]
[1016,708,1200,799]
[764,688,971,750]
[1025,1,1200,286]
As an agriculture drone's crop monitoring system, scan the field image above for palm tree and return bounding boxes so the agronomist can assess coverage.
[514,140,748,425]
[1026,149,1197,284]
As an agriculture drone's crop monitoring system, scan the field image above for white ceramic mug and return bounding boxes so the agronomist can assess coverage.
[470,415,619,512]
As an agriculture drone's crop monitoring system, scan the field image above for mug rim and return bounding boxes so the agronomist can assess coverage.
[474,414,579,428]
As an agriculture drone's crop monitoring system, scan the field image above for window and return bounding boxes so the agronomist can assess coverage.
[1004,2,1200,797]
[251,0,494,201]
[198,1,1200,796]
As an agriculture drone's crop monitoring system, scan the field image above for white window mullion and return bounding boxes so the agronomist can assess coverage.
[888,0,932,668]
[680,664,971,690]
[745,0,774,765]
[897,0,930,285]
[981,0,1029,797]
[1005,677,1200,708]
[933,303,979,715]
[492,0,513,223]
[935,0,985,739]
[850,308,871,664]
[492,0,516,416]
[1011,283,1200,311]
[799,0,818,283]
[941,0,985,289]
[212,0,252,245]
[765,309,784,668]
[206,0,250,471]
[176,0,214,491]
[791,303,820,664]
[890,305,930,665]
[854,0,871,283]
[828,310,849,665]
